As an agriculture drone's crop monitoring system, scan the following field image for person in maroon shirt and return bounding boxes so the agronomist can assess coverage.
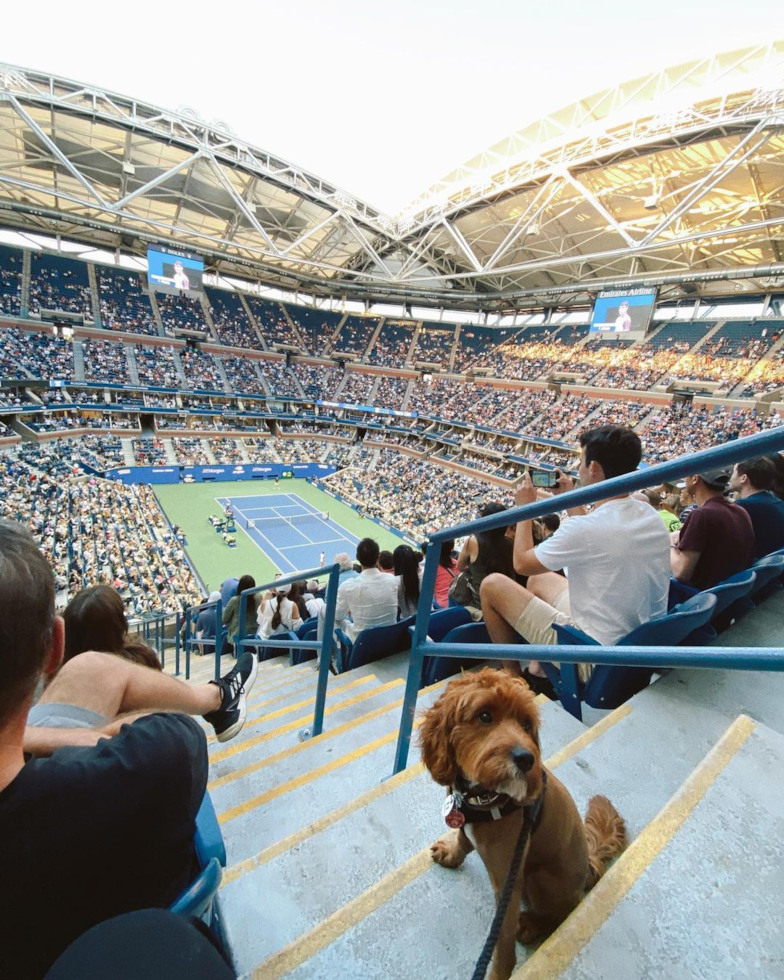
[671,467,754,590]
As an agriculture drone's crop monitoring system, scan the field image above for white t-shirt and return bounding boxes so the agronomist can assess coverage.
[534,497,671,645]
[256,595,300,640]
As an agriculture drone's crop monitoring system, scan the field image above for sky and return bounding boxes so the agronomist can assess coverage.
[2,1,784,215]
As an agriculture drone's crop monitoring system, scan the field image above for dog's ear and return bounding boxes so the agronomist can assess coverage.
[418,689,459,786]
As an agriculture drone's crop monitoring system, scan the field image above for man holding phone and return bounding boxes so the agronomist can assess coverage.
[480,425,670,696]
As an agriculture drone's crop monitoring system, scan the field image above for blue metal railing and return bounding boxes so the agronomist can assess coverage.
[183,597,224,682]
[392,425,784,773]
[234,564,341,740]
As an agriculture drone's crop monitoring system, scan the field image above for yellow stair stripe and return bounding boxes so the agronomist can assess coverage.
[255,850,433,979]
[210,699,411,793]
[207,675,375,745]
[249,697,622,977]
[222,691,550,885]
[210,679,402,765]
[219,722,417,825]
[222,762,427,887]
[511,713,756,979]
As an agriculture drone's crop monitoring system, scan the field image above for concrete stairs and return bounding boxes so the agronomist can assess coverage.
[524,716,784,980]
[72,341,86,382]
[20,248,31,318]
[400,378,416,411]
[120,438,135,466]
[278,304,308,352]
[201,439,218,463]
[164,440,179,464]
[125,346,140,385]
[86,263,102,327]
[196,585,784,980]
[447,323,461,372]
[170,348,189,388]
[685,318,726,356]
[728,328,784,397]
[323,313,347,357]
[406,321,422,363]
[367,374,382,404]
[362,317,386,362]
[147,290,165,335]
[239,295,268,350]
[199,295,219,341]
[255,657,784,980]
[212,355,231,392]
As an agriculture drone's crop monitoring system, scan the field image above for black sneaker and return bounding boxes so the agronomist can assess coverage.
[204,653,259,742]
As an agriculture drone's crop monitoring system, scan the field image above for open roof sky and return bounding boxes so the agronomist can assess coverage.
[3,0,783,214]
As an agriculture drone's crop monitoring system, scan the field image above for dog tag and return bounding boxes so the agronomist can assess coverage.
[442,794,465,829]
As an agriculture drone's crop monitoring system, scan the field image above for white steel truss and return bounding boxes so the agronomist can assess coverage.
[1,43,784,310]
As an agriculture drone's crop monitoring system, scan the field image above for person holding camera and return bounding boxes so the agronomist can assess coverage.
[480,425,671,697]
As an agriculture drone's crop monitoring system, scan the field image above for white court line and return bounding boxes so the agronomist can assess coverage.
[218,497,296,574]
[278,537,348,552]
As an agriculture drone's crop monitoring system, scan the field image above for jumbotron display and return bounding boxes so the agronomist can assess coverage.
[590,288,657,339]
[147,246,204,294]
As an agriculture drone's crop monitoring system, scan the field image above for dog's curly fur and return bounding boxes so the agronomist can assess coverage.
[419,669,627,980]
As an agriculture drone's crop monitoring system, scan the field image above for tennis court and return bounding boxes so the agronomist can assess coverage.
[216,491,361,573]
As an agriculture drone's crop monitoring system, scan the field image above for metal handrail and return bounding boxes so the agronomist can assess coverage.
[184,596,224,682]
[236,564,341,740]
[392,424,784,773]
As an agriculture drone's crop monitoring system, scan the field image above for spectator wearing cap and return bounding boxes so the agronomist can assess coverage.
[729,457,784,561]
[256,582,301,640]
[671,468,754,589]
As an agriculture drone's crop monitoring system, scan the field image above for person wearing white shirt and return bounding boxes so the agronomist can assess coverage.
[317,538,399,642]
[256,583,301,640]
[480,425,670,697]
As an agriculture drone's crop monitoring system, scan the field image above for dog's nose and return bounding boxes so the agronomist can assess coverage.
[511,747,535,773]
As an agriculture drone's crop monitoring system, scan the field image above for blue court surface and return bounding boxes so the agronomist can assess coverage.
[215,492,360,574]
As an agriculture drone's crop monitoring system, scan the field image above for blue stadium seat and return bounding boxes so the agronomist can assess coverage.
[291,624,318,665]
[338,615,416,672]
[748,553,784,602]
[551,592,718,720]
[420,620,528,687]
[426,606,472,641]
[170,793,226,926]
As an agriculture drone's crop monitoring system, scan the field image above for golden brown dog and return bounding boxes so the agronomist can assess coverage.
[419,668,627,980]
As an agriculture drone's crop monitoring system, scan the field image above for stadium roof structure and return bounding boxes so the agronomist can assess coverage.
[1,41,784,312]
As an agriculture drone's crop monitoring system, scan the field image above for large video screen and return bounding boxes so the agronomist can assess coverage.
[590,288,657,339]
[147,246,204,294]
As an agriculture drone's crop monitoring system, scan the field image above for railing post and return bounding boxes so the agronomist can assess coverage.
[301,563,340,741]
[174,612,181,676]
[214,599,223,683]
[392,546,439,773]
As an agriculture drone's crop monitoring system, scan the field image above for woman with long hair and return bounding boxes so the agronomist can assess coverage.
[221,575,258,650]
[456,501,520,614]
[256,582,302,640]
[394,544,423,618]
[63,585,161,670]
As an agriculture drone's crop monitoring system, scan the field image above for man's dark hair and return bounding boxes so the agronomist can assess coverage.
[579,425,642,480]
[356,537,380,568]
[378,550,394,571]
[542,513,561,533]
[737,456,776,492]
[0,520,55,725]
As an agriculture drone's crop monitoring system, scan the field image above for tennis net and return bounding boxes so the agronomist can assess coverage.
[246,511,329,531]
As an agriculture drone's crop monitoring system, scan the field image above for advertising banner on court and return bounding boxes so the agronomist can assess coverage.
[105,463,337,485]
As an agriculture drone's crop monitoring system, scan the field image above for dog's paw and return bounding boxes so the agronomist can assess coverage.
[517,911,546,945]
[430,834,466,869]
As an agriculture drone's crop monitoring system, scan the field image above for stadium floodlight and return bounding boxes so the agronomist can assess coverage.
[643,194,660,210]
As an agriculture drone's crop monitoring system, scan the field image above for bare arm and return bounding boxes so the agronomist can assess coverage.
[512,475,551,577]
[671,547,700,583]
[23,726,107,757]
[457,536,478,572]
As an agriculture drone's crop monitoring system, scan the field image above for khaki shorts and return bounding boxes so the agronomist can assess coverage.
[513,589,592,683]
[513,589,573,647]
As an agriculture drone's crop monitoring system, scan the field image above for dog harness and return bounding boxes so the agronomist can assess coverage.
[443,770,547,830]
